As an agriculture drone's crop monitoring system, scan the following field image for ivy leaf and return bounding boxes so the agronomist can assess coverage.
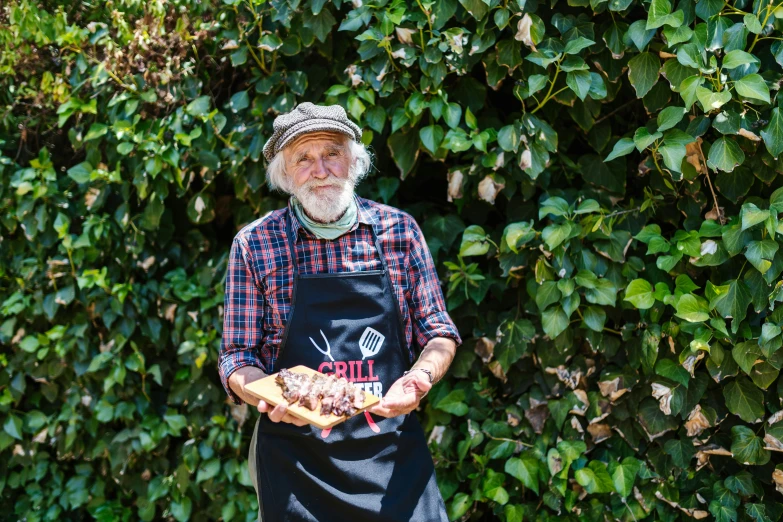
[655,359,691,387]
[707,137,745,173]
[419,125,445,154]
[722,50,758,69]
[663,438,696,468]
[505,456,540,495]
[575,461,614,493]
[542,306,569,338]
[583,306,607,332]
[459,225,490,257]
[611,457,641,497]
[730,425,771,465]
[646,0,684,29]
[741,203,770,231]
[628,52,660,97]
[761,107,783,158]
[657,106,687,131]
[675,294,710,322]
[185,96,211,118]
[734,74,770,103]
[712,279,752,326]
[723,376,765,423]
[624,279,655,309]
[605,137,635,161]
[542,222,573,250]
[566,70,592,101]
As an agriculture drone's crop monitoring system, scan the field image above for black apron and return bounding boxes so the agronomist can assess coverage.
[251,211,448,522]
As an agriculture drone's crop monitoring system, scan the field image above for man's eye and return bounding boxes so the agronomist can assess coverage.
[328,152,338,156]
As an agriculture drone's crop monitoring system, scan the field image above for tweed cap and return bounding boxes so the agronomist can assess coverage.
[263,102,362,161]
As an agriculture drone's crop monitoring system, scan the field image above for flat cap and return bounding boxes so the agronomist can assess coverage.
[262,102,362,161]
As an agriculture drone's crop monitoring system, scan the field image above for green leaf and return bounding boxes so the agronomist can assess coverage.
[564,37,595,54]
[566,70,592,101]
[185,96,211,118]
[67,162,93,184]
[745,240,779,274]
[387,130,420,178]
[675,294,710,322]
[712,279,752,326]
[663,438,696,468]
[707,137,745,173]
[419,125,445,154]
[542,222,573,250]
[196,459,221,483]
[542,306,569,338]
[628,52,661,98]
[657,106,687,131]
[741,203,770,231]
[3,414,23,440]
[731,425,771,465]
[459,225,490,257]
[435,389,469,416]
[586,279,617,306]
[655,359,691,387]
[605,138,635,161]
[732,341,762,375]
[634,127,662,151]
[171,497,193,522]
[624,279,655,309]
[575,461,614,494]
[723,376,765,423]
[583,306,607,332]
[536,281,562,311]
[84,123,108,141]
[762,107,783,158]
[612,457,641,497]
[722,50,757,69]
[505,456,540,495]
[735,74,770,103]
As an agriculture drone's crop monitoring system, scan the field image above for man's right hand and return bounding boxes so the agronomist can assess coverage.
[257,400,308,426]
[228,366,308,426]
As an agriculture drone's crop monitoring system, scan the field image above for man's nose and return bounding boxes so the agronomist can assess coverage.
[311,157,329,179]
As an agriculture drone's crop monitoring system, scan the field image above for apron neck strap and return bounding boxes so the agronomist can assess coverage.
[285,208,389,275]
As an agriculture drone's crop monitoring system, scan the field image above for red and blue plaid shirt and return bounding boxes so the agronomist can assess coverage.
[218,196,462,403]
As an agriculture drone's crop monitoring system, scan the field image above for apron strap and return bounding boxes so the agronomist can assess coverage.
[285,204,390,274]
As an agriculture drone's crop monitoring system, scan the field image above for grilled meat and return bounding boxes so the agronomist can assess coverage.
[276,369,367,417]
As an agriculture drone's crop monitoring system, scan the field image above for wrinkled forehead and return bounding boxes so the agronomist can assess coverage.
[284,131,349,157]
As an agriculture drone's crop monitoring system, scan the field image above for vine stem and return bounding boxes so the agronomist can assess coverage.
[415,0,434,38]
[531,61,563,114]
[695,140,725,224]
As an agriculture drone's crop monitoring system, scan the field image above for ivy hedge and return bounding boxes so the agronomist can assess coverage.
[3,0,783,519]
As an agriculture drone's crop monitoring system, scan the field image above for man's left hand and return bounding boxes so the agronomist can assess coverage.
[369,370,432,418]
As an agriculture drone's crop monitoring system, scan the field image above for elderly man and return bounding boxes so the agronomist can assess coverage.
[218,102,461,522]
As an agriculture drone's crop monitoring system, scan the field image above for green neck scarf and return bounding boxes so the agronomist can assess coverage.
[291,195,358,240]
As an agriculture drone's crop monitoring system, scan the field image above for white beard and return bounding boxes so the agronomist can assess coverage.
[292,175,355,223]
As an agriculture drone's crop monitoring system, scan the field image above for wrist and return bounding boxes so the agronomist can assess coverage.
[403,367,433,384]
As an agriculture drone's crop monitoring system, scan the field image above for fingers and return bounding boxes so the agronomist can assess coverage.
[265,403,308,426]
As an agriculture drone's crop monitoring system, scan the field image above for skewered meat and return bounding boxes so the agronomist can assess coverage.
[275,369,366,417]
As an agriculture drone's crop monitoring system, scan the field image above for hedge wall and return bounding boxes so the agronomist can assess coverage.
[3,0,783,520]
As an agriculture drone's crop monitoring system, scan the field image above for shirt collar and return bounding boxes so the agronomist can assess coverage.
[287,194,378,242]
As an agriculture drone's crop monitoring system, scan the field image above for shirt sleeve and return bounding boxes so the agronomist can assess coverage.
[219,236,267,404]
[406,216,462,350]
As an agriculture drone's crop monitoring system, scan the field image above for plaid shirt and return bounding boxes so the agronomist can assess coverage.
[218,196,462,403]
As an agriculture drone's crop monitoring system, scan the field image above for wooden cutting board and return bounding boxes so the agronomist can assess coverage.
[244,365,381,429]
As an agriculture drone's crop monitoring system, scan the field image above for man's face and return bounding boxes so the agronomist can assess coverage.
[283,132,356,223]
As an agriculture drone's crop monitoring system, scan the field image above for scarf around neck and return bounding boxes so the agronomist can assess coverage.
[291,195,358,240]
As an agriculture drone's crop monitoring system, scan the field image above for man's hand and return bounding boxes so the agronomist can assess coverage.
[228,366,309,426]
[369,370,432,418]
[257,400,309,426]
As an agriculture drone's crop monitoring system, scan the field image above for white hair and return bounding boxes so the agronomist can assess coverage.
[265,137,373,194]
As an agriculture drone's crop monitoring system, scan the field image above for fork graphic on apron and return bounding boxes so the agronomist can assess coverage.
[309,330,334,362]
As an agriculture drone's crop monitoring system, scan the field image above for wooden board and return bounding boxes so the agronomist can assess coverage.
[244,365,381,429]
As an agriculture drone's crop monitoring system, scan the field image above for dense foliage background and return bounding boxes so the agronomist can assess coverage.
[4,0,783,519]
